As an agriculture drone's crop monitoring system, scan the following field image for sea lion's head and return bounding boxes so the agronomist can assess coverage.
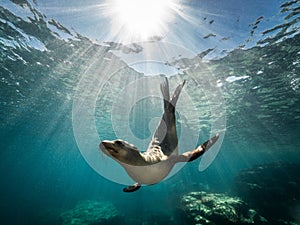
[99,139,143,165]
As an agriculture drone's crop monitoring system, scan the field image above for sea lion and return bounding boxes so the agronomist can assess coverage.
[99,78,219,192]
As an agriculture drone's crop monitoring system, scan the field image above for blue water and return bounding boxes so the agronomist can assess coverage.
[1,1,300,225]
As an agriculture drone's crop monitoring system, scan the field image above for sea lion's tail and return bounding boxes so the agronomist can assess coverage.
[160,77,186,112]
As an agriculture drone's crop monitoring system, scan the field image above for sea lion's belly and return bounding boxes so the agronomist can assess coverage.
[120,159,175,185]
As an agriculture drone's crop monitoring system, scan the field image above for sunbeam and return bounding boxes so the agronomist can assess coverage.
[103,0,181,42]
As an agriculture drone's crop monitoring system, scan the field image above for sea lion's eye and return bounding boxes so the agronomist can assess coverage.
[115,140,123,146]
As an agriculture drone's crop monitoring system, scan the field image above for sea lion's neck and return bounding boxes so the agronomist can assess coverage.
[118,151,150,166]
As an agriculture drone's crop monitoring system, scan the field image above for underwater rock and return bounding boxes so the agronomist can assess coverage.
[234,162,300,223]
[60,200,121,225]
[180,191,268,225]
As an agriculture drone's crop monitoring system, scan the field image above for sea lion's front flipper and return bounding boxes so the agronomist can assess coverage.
[123,183,141,192]
[176,134,219,162]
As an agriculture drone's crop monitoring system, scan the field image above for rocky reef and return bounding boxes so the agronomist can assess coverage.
[234,162,300,224]
[59,200,121,225]
[180,191,268,225]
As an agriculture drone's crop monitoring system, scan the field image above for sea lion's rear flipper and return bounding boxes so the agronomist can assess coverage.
[123,183,141,192]
[148,78,186,156]
[170,79,186,108]
[176,134,219,162]
[160,77,185,112]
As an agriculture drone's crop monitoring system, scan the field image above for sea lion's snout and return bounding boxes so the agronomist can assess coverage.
[99,140,109,149]
[99,141,119,155]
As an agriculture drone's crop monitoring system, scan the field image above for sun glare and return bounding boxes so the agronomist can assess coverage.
[105,0,179,41]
